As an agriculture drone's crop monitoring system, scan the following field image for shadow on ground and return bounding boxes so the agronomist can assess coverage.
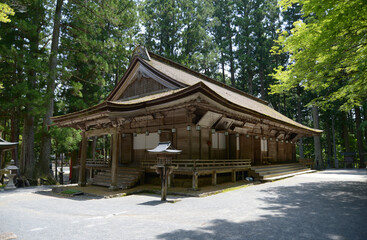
[157,181,367,240]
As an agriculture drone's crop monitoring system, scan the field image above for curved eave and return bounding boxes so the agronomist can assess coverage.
[52,82,322,135]
[51,101,109,126]
[189,83,322,136]
[108,82,321,135]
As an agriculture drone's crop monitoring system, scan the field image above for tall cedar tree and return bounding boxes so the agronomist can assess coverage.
[39,0,63,177]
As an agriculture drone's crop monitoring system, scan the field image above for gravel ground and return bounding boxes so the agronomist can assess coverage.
[0,169,366,240]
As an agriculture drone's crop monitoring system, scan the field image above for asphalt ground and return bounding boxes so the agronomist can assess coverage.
[0,169,366,240]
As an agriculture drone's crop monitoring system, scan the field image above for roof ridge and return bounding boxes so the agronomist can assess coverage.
[148,51,269,106]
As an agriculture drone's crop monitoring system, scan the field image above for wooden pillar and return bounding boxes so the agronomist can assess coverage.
[109,129,119,190]
[226,133,229,159]
[78,130,87,187]
[0,150,3,169]
[232,170,236,183]
[212,170,217,185]
[198,127,202,159]
[92,136,97,162]
[168,174,172,188]
[192,172,198,190]
[251,136,255,164]
[189,125,192,159]
[236,134,240,159]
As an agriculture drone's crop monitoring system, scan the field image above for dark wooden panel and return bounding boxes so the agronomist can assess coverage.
[201,129,210,159]
[253,138,261,165]
[240,135,252,160]
[120,77,166,100]
[229,134,236,159]
[159,131,172,142]
[120,134,132,164]
[177,127,190,159]
[268,140,278,162]
[277,141,285,162]
[191,128,200,159]
[286,142,293,161]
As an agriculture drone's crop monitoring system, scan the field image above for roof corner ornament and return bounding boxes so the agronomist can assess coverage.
[131,45,151,61]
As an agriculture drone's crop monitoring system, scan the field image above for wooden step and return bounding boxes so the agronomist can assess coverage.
[249,163,313,181]
[262,170,316,181]
[90,167,144,189]
[251,163,302,171]
[262,168,311,179]
[255,166,307,175]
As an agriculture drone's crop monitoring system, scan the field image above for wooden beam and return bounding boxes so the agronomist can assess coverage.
[86,127,116,137]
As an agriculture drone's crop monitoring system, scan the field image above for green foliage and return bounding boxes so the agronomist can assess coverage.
[271,0,367,111]
[58,0,138,114]
[0,3,14,23]
[50,126,81,153]
[0,0,365,177]
[141,0,219,79]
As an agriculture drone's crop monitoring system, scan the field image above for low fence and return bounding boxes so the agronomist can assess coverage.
[141,158,251,173]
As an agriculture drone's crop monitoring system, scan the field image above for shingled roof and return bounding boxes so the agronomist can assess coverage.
[52,46,322,136]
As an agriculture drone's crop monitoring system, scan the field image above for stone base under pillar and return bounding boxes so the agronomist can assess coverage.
[78,181,86,187]
[109,185,119,191]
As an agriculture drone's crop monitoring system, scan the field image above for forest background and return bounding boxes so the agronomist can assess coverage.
[0,0,366,180]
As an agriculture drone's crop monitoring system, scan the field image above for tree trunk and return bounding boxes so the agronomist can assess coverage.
[342,113,351,152]
[363,103,367,149]
[296,87,304,158]
[227,21,235,88]
[332,116,337,168]
[247,66,253,95]
[20,6,42,178]
[259,63,265,100]
[221,51,225,84]
[355,107,365,168]
[21,112,35,178]
[10,108,20,167]
[325,119,332,168]
[39,0,64,177]
[312,105,323,169]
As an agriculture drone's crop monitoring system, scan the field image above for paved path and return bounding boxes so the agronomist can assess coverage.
[0,169,366,240]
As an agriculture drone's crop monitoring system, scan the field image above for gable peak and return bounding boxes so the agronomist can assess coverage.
[132,45,151,61]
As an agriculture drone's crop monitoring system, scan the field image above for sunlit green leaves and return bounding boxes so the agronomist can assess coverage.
[271,0,367,111]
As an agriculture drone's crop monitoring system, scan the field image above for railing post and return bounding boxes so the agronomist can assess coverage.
[212,170,217,186]
[232,170,236,183]
[192,172,198,190]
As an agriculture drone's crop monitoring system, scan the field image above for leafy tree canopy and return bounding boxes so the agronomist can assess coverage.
[271,0,367,111]
[0,3,14,23]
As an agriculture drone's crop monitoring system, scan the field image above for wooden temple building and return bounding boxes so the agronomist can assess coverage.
[51,46,322,190]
